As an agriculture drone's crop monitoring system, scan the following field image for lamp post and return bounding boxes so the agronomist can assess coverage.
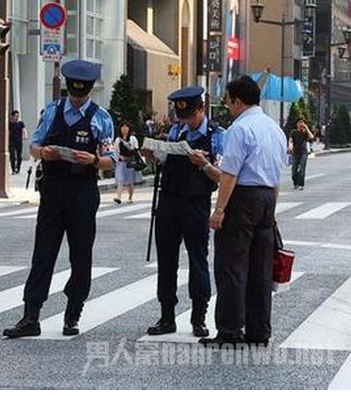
[251,0,317,128]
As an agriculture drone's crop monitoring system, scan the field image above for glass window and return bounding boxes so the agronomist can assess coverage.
[67,38,78,54]
[87,16,94,35]
[95,41,102,59]
[87,39,94,58]
[95,0,102,14]
[65,0,77,11]
[67,15,78,35]
[87,0,94,13]
[95,18,102,35]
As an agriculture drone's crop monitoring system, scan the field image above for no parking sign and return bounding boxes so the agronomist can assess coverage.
[40,3,67,62]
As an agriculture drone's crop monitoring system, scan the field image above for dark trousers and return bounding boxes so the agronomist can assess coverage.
[9,140,23,173]
[292,152,308,187]
[24,178,100,305]
[155,193,211,306]
[214,186,276,339]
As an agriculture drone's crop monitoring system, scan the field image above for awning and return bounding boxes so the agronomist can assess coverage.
[127,19,178,58]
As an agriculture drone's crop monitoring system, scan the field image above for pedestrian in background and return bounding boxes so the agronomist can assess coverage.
[289,117,314,191]
[9,110,27,175]
[114,121,142,204]
[199,76,286,348]
[143,86,225,338]
[3,60,116,339]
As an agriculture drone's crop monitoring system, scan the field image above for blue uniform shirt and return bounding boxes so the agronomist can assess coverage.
[32,98,117,161]
[221,106,287,187]
[168,117,225,162]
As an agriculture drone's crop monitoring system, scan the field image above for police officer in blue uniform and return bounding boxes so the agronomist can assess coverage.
[144,86,225,337]
[3,60,116,338]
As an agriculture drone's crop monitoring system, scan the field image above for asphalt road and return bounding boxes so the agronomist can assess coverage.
[0,152,351,390]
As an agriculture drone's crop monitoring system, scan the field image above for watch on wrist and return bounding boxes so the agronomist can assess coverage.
[93,154,100,168]
[215,207,225,215]
[202,162,211,172]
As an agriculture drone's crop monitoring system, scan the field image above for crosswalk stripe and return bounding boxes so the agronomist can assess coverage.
[97,203,151,218]
[145,261,157,269]
[0,267,118,314]
[296,202,351,219]
[138,271,304,344]
[328,353,351,389]
[276,202,303,214]
[0,207,38,218]
[305,173,325,181]
[0,266,26,277]
[129,202,305,220]
[13,203,151,220]
[280,275,351,351]
[32,270,188,340]
[126,211,151,219]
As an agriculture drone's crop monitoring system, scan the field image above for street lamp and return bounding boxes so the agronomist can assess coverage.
[251,0,317,128]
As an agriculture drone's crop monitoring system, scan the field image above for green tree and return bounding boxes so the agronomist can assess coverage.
[330,104,351,146]
[284,102,303,139]
[109,75,143,138]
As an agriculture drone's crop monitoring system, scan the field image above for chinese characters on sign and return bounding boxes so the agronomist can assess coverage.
[208,0,223,73]
[208,0,222,32]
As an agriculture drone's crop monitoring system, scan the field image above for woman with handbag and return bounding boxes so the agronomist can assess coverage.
[114,121,143,204]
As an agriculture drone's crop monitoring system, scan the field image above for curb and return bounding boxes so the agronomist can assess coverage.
[313,148,351,157]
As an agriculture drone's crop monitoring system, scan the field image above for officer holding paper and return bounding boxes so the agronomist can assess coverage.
[144,86,225,337]
[3,60,116,338]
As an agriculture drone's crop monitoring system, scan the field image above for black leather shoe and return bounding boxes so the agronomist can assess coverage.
[147,304,176,335]
[3,318,41,338]
[191,300,209,337]
[198,331,245,349]
[3,301,41,338]
[63,301,83,336]
[147,319,176,335]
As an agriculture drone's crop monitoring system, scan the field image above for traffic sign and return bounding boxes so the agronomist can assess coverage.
[40,2,67,30]
[41,27,64,62]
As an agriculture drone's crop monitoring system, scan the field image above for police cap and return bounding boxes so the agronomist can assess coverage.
[61,60,100,82]
[168,86,205,118]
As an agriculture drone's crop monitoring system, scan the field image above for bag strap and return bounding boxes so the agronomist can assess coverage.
[274,222,284,250]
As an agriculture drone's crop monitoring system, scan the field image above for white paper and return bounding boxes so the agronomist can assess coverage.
[48,145,79,163]
[142,138,192,156]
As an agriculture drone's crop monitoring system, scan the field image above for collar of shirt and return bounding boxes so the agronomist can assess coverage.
[64,97,92,118]
[179,117,208,141]
[233,105,263,125]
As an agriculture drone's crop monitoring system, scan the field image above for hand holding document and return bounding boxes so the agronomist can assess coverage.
[142,138,193,156]
[48,145,79,163]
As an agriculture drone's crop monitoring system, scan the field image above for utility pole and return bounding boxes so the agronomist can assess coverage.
[0,0,11,198]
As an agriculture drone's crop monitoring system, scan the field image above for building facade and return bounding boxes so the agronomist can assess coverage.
[10,0,127,144]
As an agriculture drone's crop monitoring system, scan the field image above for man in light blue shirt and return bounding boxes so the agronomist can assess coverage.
[3,60,116,339]
[199,76,287,348]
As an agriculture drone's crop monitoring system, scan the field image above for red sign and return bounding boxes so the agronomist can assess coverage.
[227,37,240,60]
[40,2,67,30]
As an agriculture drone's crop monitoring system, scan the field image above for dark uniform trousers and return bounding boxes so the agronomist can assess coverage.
[214,185,276,339]
[24,177,100,305]
[155,192,211,306]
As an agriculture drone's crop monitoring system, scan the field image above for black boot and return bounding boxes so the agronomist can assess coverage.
[191,300,209,337]
[147,304,176,335]
[63,301,84,336]
[3,302,41,338]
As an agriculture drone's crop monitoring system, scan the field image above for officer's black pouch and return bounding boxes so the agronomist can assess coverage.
[35,161,44,193]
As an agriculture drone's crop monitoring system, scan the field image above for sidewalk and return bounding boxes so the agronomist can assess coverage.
[0,160,153,209]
